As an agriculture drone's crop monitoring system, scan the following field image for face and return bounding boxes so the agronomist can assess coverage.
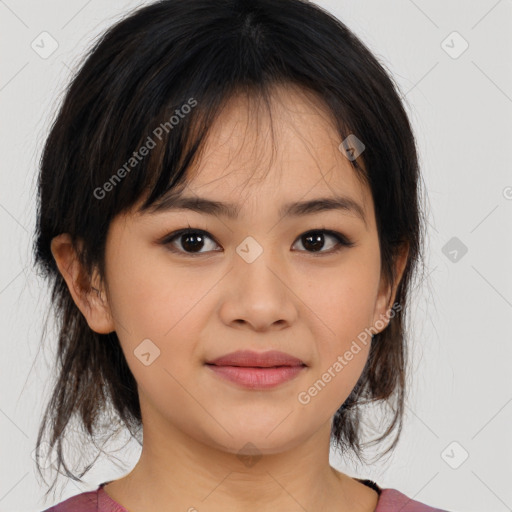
[53,85,400,458]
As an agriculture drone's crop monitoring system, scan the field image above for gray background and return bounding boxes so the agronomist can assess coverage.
[1,1,511,511]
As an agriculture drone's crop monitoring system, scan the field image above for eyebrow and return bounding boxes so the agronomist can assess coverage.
[149,192,368,227]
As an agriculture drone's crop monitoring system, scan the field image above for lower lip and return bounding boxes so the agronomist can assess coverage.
[206,364,305,389]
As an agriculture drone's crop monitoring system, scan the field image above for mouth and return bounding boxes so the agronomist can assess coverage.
[205,349,307,368]
[205,364,306,389]
[204,350,307,390]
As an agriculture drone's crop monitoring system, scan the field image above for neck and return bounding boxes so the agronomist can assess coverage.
[104,413,370,512]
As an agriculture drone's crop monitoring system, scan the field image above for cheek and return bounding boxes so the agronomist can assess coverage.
[300,254,379,399]
[305,253,381,340]
[106,244,211,338]
[301,299,372,419]
[107,255,206,421]
[104,247,212,399]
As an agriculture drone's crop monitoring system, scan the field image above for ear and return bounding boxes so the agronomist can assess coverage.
[372,242,409,333]
[50,233,115,334]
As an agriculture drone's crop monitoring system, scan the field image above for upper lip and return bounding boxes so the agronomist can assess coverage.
[205,350,306,368]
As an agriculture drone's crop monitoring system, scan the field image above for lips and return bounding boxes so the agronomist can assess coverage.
[205,350,306,368]
[205,350,307,390]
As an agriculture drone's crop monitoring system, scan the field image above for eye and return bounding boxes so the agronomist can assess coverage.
[160,228,355,256]
[292,230,355,255]
[161,228,221,256]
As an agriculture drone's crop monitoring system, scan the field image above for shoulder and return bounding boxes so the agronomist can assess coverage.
[40,484,126,512]
[40,488,100,512]
[377,487,452,512]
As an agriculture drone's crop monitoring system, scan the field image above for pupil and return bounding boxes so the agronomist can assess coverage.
[304,232,324,252]
[183,233,204,252]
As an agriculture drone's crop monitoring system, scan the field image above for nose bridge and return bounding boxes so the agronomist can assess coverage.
[221,244,293,332]
[234,233,282,290]
[226,232,295,318]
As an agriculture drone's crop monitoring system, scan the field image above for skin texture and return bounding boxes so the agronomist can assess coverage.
[51,84,408,512]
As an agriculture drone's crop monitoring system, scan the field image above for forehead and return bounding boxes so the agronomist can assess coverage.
[133,84,376,233]
[181,85,372,216]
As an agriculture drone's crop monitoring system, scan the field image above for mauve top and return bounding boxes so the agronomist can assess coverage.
[41,479,452,511]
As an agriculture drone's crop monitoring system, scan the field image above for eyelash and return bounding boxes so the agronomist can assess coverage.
[159,228,355,257]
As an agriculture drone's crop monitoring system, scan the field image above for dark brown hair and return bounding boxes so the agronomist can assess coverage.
[33,0,427,498]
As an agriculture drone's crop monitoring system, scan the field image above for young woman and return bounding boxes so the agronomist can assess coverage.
[34,0,450,510]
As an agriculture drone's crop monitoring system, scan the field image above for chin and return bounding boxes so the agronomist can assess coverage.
[202,427,309,459]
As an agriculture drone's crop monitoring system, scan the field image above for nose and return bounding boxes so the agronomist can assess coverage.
[218,243,298,332]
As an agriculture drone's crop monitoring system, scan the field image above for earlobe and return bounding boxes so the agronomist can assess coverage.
[50,233,116,334]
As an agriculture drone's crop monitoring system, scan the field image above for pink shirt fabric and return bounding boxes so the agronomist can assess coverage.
[41,479,452,511]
